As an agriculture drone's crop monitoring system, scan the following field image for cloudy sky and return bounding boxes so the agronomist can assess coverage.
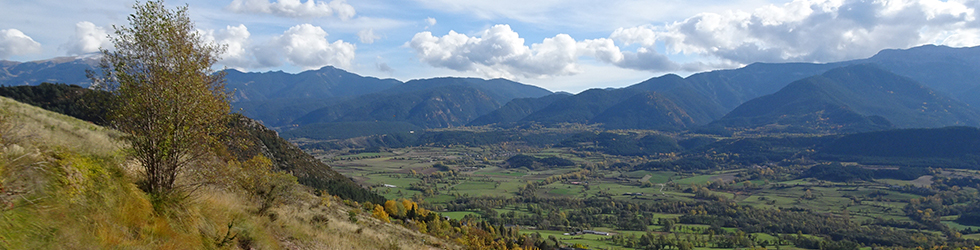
[2,0,979,93]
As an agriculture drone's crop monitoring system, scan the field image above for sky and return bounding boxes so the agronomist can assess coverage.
[2,0,980,93]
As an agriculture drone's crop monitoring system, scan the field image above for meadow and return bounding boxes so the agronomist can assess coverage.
[312,143,977,249]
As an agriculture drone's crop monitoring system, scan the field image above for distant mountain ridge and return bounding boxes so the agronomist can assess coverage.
[496,87,707,130]
[468,93,571,126]
[293,77,553,129]
[713,64,980,133]
[224,66,401,102]
[0,56,98,87]
[7,44,980,132]
[471,45,980,131]
[223,66,401,126]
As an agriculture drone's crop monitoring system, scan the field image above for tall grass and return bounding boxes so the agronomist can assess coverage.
[0,96,455,249]
[0,96,123,156]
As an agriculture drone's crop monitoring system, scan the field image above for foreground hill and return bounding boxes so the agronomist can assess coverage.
[712,65,980,133]
[0,96,452,249]
[0,83,384,204]
[225,113,386,203]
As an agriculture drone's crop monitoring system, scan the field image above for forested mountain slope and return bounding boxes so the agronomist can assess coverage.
[713,65,980,133]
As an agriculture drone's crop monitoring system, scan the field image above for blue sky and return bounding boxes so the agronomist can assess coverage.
[2,0,980,93]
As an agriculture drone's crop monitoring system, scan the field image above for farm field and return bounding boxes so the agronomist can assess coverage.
[310,141,980,249]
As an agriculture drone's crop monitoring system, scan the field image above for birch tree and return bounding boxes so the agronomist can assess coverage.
[92,1,229,195]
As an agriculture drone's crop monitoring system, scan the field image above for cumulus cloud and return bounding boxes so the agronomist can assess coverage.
[199,24,254,69]
[227,0,355,20]
[61,21,111,56]
[407,24,680,79]
[357,29,380,44]
[257,24,355,70]
[579,38,682,71]
[0,29,42,59]
[634,0,980,64]
[199,24,356,70]
[409,25,582,78]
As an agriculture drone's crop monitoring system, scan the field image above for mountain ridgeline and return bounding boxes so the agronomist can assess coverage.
[0,56,97,87]
[224,66,402,127]
[292,77,551,128]
[4,45,980,135]
[467,45,980,132]
[712,64,980,133]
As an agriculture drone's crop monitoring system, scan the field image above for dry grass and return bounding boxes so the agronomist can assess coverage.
[264,194,457,250]
[0,96,458,249]
[0,96,124,155]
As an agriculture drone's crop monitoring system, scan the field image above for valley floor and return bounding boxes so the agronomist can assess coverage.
[313,143,980,249]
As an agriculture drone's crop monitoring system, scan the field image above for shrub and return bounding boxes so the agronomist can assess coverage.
[233,155,299,214]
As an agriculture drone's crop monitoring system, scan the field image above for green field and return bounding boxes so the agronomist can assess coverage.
[308,144,977,249]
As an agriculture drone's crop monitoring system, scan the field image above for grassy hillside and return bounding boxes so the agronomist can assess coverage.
[0,96,453,249]
[0,83,386,204]
[225,114,388,204]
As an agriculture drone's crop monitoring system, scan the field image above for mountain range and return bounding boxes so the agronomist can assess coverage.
[4,45,980,136]
[224,67,402,126]
[291,77,552,128]
[467,45,980,132]
[712,64,980,133]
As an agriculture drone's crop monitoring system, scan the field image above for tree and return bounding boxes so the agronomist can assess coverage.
[373,204,391,223]
[91,1,229,195]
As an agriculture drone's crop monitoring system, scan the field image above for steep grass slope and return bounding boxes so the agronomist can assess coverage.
[0,96,452,249]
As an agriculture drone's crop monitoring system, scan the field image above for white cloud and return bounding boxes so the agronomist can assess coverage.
[409,0,776,31]
[407,24,681,79]
[0,29,42,59]
[258,24,355,70]
[227,0,355,20]
[610,26,658,47]
[60,21,111,56]
[200,24,254,69]
[425,17,436,29]
[639,0,980,64]
[408,24,582,78]
[357,29,380,44]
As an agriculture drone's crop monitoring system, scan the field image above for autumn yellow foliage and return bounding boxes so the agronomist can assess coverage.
[373,204,391,223]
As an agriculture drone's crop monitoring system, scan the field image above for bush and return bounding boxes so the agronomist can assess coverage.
[233,155,299,214]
